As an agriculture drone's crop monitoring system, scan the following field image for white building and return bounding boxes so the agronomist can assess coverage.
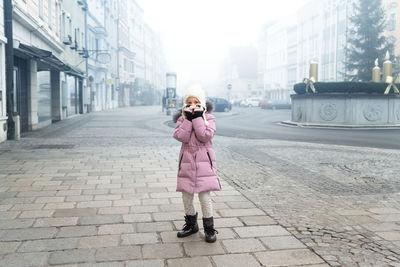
[296,0,324,82]
[261,20,296,103]
[120,0,165,106]
[258,0,355,103]
[0,1,6,143]
[118,0,135,107]
[143,25,166,105]
[319,0,351,81]
[87,0,119,112]
[11,0,86,134]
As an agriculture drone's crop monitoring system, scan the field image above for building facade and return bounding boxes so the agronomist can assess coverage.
[129,1,146,106]
[259,20,297,104]
[0,0,6,142]
[384,0,400,56]
[11,0,87,134]
[117,0,165,106]
[258,0,399,103]
[118,0,135,107]
[2,0,166,142]
[87,0,119,112]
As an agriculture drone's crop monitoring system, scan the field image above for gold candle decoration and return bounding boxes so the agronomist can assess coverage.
[383,51,392,83]
[309,60,318,82]
[372,58,381,82]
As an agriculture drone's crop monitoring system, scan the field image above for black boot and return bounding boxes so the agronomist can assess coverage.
[177,212,199,238]
[203,217,218,243]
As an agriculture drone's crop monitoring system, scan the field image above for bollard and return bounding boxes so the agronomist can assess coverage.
[13,115,20,140]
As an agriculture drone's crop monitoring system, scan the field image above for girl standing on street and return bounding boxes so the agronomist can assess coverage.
[173,85,221,243]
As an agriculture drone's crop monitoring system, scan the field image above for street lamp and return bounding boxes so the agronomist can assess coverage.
[165,72,177,115]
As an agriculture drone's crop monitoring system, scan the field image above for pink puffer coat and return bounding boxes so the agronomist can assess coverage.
[173,114,221,194]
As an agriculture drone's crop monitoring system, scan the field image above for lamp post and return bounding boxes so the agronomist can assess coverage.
[165,72,177,115]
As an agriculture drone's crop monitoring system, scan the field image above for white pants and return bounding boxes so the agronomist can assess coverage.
[182,191,213,218]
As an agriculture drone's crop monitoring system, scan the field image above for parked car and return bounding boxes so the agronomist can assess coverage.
[230,98,242,107]
[260,98,268,109]
[261,99,291,109]
[207,97,232,112]
[241,98,261,107]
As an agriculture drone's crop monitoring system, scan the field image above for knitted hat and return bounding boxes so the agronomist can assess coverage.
[182,84,209,125]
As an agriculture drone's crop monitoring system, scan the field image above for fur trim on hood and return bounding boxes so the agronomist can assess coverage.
[173,100,213,123]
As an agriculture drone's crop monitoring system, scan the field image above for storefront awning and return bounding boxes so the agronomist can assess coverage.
[14,43,85,78]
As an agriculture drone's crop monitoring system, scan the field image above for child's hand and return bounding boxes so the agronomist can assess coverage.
[183,106,194,121]
[192,105,204,119]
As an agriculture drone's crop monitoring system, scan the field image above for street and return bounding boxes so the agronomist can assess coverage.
[214,107,400,150]
[0,106,400,266]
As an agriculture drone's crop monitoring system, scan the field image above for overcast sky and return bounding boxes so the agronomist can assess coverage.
[136,0,310,92]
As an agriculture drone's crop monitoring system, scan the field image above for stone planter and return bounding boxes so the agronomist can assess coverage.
[290,93,400,127]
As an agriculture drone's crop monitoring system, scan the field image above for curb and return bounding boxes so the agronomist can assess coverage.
[280,120,400,130]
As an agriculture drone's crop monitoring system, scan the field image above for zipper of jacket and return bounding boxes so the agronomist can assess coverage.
[194,152,197,193]
[206,152,213,168]
[178,153,184,170]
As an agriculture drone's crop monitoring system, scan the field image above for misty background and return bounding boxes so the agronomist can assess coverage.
[136,0,310,96]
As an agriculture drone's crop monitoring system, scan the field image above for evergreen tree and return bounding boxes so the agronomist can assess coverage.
[344,0,394,81]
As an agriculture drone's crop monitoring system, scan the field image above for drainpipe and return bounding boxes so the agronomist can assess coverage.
[84,0,89,112]
[116,0,120,107]
[4,0,15,139]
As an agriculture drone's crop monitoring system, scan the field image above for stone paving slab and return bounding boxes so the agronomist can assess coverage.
[0,107,326,266]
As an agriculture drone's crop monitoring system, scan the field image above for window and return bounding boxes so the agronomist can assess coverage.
[124,58,128,71]
[388,36,396,51]
[48,0,52,28]
[68,17,72,37]
[95,38,99,54]
[55,2,60,36]
[81,32,85,49]
[75,28,80,49]
[61,11,66,38]
[389,13,396,31]
[39,0,43,18]
[130,62,134,73]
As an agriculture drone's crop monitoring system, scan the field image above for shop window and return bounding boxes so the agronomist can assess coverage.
[67,75,78,116]
[37,71,51,123]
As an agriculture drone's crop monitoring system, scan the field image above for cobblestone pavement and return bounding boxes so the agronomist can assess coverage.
[0,107,327,267]
[215,138,400,267]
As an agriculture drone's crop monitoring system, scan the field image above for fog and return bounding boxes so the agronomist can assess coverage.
[136,0,310,95]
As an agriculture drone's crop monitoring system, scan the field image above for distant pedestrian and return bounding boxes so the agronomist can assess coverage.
[162,95,166,113]
[173,85,221,243]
